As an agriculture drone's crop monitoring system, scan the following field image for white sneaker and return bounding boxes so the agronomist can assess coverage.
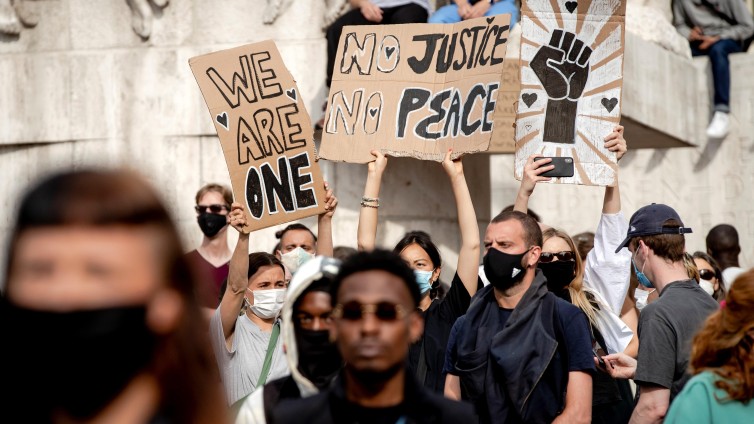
[706,111,730,139]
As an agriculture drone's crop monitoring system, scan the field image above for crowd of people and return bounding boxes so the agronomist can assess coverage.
[3,123,753,423]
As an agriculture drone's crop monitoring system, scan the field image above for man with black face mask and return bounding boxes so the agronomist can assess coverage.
[185,183,233,309]
[236,256,345,424]
[444,211,595,424]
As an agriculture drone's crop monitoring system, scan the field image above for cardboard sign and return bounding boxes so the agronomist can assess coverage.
[189,41,327,232]
[319,15,511,163]
[488,58,520,153]
[514,0,626,186]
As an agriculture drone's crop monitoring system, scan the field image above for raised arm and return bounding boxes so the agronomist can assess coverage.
[442,149,480,295]
[219,203,250,343]
[357,150,387,251]
[513,154,554,214]
[602,125,626,214]
[316,181,338,257]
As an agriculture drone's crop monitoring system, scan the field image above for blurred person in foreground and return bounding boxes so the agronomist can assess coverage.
[273,250,474,424]
[0,169,228,423]
[665,269,754,423]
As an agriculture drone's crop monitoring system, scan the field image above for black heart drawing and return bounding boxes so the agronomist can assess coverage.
[216,112,229,130]
[486,17,495,24]
[522,93,537,108]
[565,1,577,13]
[369,108,378,118]
[386,46,395,59]
[286,88,297,102]
[601,97,618,113]
[525,124,533,132]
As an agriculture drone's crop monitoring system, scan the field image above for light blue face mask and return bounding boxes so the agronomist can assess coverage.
[414,269,434,295]
[632,251,654,288]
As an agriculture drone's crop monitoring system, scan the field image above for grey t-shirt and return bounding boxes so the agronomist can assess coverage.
[634,279,719,399]
[210,307,289,405]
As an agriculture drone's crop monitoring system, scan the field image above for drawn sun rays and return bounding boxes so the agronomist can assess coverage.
[515,0,625,186]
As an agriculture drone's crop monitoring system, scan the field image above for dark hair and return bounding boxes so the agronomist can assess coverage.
[248,252,285,279]
[692,251,727,301]
[332,250,420,308]
[501,204,541,223]
[706,224,740,255]
[573,231,595,261]
[275,223,317,243]
[491,210,543,248]
[333,246,358,262]
[691,269,754,402]
[195,183,232,207]
[393,231,442,299]
[629,219,685,262]
[5,169,226,424]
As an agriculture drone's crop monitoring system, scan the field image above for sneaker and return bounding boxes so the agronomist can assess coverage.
[706,111,729,139]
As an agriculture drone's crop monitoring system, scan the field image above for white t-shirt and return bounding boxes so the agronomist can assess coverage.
[722,266,745,291]
[210,307,289,406]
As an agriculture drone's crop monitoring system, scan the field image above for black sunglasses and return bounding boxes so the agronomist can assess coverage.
[195,204,229,214]
[699,269,716,281]
[539,251,575,263]
[333,302,407,322]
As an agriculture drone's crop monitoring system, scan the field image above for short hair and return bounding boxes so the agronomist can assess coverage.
[333,246,357,262]
[629,219,685,262]
[501,204,541,223]
[706,224,740,255]
[573,231,595,261]
[195,183,232,206]
[490,210,543,248]
[331,249,420,308]
[275,223,317,243]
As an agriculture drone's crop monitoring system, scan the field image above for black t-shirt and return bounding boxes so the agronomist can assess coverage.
[407,273,478,393]
[334,403,405,424]
[634,279,720,398]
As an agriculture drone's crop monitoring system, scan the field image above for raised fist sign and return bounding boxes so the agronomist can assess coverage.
[530,30,592,144]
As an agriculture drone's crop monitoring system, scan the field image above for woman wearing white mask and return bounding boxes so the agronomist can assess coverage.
[210,203,290,413]
[692,251,727,302]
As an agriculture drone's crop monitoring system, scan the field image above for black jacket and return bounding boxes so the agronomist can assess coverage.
[452,271,570,424]
[272,371,475,424]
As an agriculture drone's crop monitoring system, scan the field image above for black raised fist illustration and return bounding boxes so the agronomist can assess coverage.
[530,30,592,144]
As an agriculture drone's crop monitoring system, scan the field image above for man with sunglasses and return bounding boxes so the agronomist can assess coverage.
[444,210,594,424]
[185,183,233,309]
[273,250,474,424]
[607,203,720,423]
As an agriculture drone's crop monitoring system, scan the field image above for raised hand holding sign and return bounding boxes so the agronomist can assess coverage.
[531,29,592,144]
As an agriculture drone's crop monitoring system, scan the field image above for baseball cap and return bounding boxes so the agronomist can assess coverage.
[615,203,692,253]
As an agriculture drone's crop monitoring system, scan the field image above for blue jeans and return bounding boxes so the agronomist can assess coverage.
[429,1,519,27]
[691,38,742,113]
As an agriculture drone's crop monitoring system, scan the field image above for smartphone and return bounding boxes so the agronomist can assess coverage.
[533,156,574,178]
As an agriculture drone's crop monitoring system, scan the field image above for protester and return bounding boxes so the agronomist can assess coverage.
[320,0,429,128]
[445,210,594,424]
[273,183,338,274]
[211,203,291,410]
[429,0,519,25]
[573,231,595,262]
[665,269,754,422]
[186,183,233,309]
[610,203,720,422]
[706,223,745,289]
[673,0,754,138]
[236,256,343,424]
[692,251,727,302]
[358,148,480,392]
[272,250,475,423]
[1,170,228,423]
[512,125,635,423]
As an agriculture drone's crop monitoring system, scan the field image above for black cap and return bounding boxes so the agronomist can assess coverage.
[615,203,692,253]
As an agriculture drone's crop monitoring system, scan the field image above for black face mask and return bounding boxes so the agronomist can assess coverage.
[3,303,157,420]
[538,260,576,295]
[197,212,227,238]
[295,328,342,389]
[483,247,529,291]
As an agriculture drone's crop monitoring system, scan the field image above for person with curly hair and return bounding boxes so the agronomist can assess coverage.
[665,269,754,422]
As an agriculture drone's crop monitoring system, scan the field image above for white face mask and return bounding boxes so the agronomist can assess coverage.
[634,288,656,312]
[246,288,286,319]
[279,247,315,274]
[699,279,715,296]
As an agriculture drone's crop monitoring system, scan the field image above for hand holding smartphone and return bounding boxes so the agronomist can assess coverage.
[533,156,574,178]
